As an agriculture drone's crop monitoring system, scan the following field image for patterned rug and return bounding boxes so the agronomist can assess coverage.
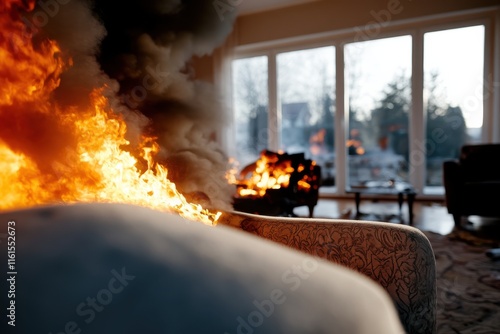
[422,230,500,333]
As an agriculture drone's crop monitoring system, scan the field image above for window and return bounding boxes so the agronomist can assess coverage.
[277,46,336,185]
[232,56,268,167]
[424,25,485,187]
[345,36,412,186]
[230,14,493,196]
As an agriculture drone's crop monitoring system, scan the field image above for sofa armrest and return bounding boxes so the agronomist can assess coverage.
[443,160,462,214]
[220,212,436,334]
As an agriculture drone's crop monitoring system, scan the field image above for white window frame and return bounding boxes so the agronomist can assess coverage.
[227,7,500,199]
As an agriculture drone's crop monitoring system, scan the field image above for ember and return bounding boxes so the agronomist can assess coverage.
[228,150,321,217]
[0,0,220,225]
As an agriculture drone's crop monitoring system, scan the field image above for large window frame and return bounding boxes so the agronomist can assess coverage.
[227,8,500,198]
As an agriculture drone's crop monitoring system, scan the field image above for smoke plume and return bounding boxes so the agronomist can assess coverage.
[29,0,238,210]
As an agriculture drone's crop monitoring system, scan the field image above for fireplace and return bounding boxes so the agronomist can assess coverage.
[230,150,321,217]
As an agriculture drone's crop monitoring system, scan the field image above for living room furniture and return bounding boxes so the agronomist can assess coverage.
[346,180,417,224]
[220,211,437,334]
[3,203,406,334]
[232,150,321,218]
[443,143,500,226]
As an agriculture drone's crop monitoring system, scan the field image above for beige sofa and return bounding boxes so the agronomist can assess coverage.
[219,211,437,334]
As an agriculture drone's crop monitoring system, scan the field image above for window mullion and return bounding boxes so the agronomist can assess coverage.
[495,11,500,142]
[335,44,347,195]
[268,51,280,151]
[488,12,500,142]
[410,31,425,193]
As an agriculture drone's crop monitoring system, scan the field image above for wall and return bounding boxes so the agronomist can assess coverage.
[193,0,498,82]
[234,0,500,46]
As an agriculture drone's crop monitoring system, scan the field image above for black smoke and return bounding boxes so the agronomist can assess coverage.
[29,0,238,210]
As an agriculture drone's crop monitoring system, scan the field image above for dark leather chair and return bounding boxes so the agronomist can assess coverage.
[443,144,500,226]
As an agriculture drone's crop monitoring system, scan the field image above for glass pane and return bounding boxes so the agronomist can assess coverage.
[424,25,485,187]
[345,36,412,187]
[277,46,336,185]
[232,56,268,167]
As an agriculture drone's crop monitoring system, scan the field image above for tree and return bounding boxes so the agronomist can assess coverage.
[369,73,410,156]
[232,57,268,161]
[425,72,466,159]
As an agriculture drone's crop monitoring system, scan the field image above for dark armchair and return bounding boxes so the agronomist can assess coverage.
[443,144,500,226]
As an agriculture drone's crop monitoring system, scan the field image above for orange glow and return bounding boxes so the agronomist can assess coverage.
[346,139,365,155]
[310,128,326,144]
[0,2,220,225]
[309,128,326,156]
[229,151,315,198]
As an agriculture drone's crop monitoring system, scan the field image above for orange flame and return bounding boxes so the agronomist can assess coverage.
[347,129,365,155]
[309,128,326,156]
[346,140,365,155]
[229,151,315,198]
[0,2,220,225]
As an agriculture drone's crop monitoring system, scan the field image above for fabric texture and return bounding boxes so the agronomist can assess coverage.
[220,211,437,334]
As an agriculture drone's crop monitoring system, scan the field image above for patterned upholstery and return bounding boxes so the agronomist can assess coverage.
[219,212,437,334]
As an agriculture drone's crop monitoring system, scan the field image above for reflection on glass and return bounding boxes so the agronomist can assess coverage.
[232,56,268,167]
[424,25,484,187]
[345,35,412,187]
[277,46,336,185]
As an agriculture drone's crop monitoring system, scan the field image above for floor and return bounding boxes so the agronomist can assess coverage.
[293,197,499,238]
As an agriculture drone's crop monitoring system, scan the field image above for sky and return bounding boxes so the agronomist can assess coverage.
[424,25,485,128]
[347,25,485,128]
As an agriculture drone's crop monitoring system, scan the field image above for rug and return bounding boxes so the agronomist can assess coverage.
[422,230,500,333]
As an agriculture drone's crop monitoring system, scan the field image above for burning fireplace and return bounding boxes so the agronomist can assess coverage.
[228,150,321,217]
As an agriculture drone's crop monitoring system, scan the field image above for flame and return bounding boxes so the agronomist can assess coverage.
[229,151,315,198]
[309,128,327,156]
[347,129,365,155]
[346,139,365,155]
[0,1,220,225]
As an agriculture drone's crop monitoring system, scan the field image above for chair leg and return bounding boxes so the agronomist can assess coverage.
[308,204,315,218]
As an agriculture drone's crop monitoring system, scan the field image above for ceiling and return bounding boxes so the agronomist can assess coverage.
[237,0,320,15]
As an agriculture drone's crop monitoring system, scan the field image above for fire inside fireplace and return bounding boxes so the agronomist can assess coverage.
[228,150,321,217]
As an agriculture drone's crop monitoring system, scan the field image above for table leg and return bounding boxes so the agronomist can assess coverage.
[355,192,361,216]
[397,192,403,214]
[407,192,416,225]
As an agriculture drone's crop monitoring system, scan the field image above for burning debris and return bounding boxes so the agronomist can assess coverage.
[0,0,238,224]
[228,150,321,217]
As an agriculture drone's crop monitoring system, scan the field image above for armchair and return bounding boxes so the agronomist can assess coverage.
[220,211,437,334]
[443,144,500,226]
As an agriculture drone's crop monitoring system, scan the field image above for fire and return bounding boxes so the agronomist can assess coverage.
[0,0,220,225]
[346,139,365,155]
[347,129,365,155]
[309,128,326,156]
[229,150,315,198]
